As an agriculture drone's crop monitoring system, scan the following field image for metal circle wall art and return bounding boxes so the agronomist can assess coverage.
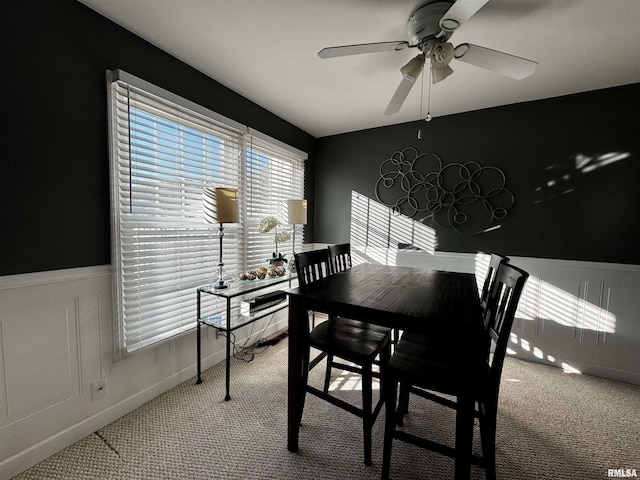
[375,147,514,235]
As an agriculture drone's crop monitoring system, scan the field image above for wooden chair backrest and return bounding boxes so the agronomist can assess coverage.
[294,249,332,290]
[483,263,528,402]
[480,254,509,315]
[328,243,352,274]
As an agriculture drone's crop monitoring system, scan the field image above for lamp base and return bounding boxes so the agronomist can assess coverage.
[213,280,229,289]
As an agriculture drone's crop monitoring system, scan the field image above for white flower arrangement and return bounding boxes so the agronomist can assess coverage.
[258,215,290,264]
[274,230,291,244]
[258,216,280,234]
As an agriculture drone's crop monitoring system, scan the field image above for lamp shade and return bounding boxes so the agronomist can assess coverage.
[287,199,307,225]
[203,187,239,224]
[400,54,425,82]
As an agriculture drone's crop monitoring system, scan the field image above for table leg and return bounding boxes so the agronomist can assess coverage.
[196,291,202,384]
[454,392,474,480]
[224,300,231,401]
[287,295,305,452]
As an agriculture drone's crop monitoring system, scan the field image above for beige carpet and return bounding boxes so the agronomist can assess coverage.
[14,339,640,479]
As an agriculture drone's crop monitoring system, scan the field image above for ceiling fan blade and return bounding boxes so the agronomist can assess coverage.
[439,0,490,31]
[318,41,409,59]
[454,43,538,79]
[384,76,417,116]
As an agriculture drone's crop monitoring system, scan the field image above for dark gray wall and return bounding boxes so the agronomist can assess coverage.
[0,0,315,276]
[315,83,640,265]
[3,1,638,274]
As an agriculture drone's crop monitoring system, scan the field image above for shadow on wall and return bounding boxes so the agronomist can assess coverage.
[348,190,617,376]
[505,272,618,376]
[349,190,437,266]
[476,254,616,375]
[534,150,631,204]
[516,275,615,335]
[474,253,614,334]
[507,332,582,375]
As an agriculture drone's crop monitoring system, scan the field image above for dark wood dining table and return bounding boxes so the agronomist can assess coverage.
[286,263,484,479]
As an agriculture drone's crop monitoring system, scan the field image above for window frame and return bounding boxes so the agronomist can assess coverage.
[107,69,306,359]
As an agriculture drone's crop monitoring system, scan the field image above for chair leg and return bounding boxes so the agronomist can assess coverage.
[299,341,311,427]
[454,394,474,480]
[379,340,391,391]
[479,405,497,480]
[362,362,373,466]
[381,372,398,480]
[402,384,410,414]
[396,382,408,427]
[323,353,334,393]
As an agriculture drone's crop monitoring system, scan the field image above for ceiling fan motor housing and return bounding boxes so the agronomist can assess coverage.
[407,1,454,54]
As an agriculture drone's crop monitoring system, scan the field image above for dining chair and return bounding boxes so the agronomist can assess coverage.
[381,263,529,480]
[294,248,392,466]
[398,252,510,417]
[328,243,401,350]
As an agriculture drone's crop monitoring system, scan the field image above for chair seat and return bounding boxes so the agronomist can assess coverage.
[309,317,391,363]
[389,332,487,397]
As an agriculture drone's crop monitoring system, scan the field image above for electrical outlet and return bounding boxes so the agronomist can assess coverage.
[91,379,108,401]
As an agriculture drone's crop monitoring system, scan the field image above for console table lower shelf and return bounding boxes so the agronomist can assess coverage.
[196,276,293,401]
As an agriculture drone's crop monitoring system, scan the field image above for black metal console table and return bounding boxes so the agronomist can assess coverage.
[196,274,295,400]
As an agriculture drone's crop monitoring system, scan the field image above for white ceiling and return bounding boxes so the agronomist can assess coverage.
[79,0,640,138]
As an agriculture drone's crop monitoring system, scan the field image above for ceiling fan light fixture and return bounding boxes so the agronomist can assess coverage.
[430,42,454,84]
[431,64,453,83]
[431,42,454,66]
[400,54,425,82]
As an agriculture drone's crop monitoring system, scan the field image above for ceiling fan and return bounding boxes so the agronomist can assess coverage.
[318,0,538,116]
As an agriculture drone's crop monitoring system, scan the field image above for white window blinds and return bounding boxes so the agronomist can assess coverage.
[107,70,306,358]
[246,135,306,267]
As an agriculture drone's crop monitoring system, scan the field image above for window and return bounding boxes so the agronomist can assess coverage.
[107,70,306,358]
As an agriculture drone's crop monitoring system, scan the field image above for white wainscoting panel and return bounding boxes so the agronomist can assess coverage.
[396,250,640,386]
[0,265,289,479]
[0,266,112,478]
[2,299,81,422]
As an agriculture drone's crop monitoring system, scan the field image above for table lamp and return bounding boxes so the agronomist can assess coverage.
[203,187,239,289]
[287,199,307,259]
